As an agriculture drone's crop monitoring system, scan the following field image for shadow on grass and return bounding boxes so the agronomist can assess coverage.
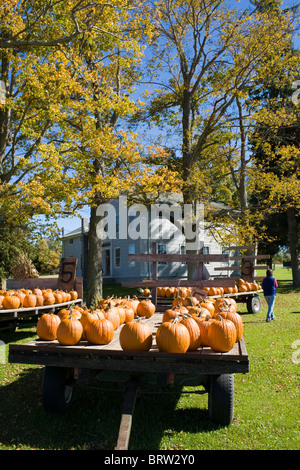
[0,365,217,451]
[0,366,127,450]
[128,389,218,450]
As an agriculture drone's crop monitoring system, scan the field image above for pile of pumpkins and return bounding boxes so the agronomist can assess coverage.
[0,288,79,310]
[204,278,261,296]
[140,278,261,299]
[36,293,243,354]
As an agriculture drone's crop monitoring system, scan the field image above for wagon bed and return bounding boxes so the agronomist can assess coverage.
[9,313,249,373]
[8,313,249,450]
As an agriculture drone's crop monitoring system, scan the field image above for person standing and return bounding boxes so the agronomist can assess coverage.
[262,268,278,322]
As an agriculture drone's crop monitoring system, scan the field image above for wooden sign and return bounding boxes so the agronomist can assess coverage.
[57,257,77,292]
[241,257,255,282]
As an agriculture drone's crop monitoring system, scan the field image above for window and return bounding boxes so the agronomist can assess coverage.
[116,215,119,234]
[129,244,135,267]
[180,245,186,264]
[158,244,167,264]
[115,247,121,268]
[203,246,210,264]
[69,239,73,244]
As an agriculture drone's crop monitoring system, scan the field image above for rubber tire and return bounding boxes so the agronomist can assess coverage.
[208,374,234,426]
[42,366,74,413]
[247,294,261,314]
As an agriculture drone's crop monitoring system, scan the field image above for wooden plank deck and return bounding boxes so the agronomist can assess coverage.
[9,313,249,375]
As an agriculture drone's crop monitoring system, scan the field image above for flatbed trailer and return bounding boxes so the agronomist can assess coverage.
[0,299,83,331]
[141,289,263,314]
[209,289,263,314]
[8,313,249,450]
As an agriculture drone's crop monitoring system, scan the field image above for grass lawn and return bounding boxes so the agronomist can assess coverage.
[0,265,299,451]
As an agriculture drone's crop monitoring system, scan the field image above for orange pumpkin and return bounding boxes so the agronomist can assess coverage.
[137,299,156,318]
[119,320,153,351]
[200,301,215,316]
[123,305,135,323]
[181,315,201,351]
[218,310,243,342]
[23,293,37,308]
[115,303,126,324]
[85,315,114,345]
[207,315,236,352]
[2,295,21,310]
[156,318,190,353]
[69,290,78,300]
[36,313,61,341]
[197,315,216,347]
[56,313,83,345]
[103,305,120,330]
[43,292,56,305]
[214,297,237,315]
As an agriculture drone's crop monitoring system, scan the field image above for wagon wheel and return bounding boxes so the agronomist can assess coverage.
[42,366,75,413]
[208,374,234,426]
[247,294,261,314]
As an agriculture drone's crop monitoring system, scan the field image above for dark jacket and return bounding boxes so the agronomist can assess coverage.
[262,276,278,296]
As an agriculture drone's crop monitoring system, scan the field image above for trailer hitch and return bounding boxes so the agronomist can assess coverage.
[114,377,141,450]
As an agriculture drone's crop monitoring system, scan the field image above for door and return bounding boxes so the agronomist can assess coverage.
[103,248,111,277]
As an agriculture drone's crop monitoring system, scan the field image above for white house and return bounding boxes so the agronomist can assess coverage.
[61,195,233,285]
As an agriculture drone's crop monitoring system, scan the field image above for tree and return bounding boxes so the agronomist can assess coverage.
[249,77,300,286]
[0,1,179,305]
[131,0,298,275]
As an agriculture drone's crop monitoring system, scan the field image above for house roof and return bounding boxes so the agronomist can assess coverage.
[61,227,82,240]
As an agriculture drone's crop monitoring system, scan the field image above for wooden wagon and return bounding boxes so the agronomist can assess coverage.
[9,312,249,451]
[0,258,83,331]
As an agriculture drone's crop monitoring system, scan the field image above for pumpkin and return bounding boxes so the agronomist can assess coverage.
[2,295,21,310]
[162,307,181,323]
[214,297,237,315]
[85,315,114,345]
[200,300,215,316]
[188,305,211,318]
[80,309,104,339]
[35,293,44,306]
[103,305,120,330]
[156,318,190,353]
[218,310,243,342]
[99,296,116,308]
[207,315,236,352]
[23,293,37,308]
[36,313,61,341]
[69,290,78,300]
[14,291,25,306]
[137,299,156,318]
[0,295,4,307]
[119,320,153,351]
[165,287,175,298]
[143,288,151,297]
[172,296,185,307]
[123,297,139,316]
[32,288,43,296]
[53,291,63,303]
[123,305,135,323]
[56,313,83,345]
[43,291,56,305]
[180,315,201,351]
[115,303,126,324]
[238,284,248,292]
[58,307,81,321]
[182,296,199,307]
[197,315,216,347]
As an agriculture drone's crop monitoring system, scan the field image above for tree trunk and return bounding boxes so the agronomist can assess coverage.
[86,201,103,308]
[287,207,300,287]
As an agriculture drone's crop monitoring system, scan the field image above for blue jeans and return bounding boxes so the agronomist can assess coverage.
[265,295,276,321]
